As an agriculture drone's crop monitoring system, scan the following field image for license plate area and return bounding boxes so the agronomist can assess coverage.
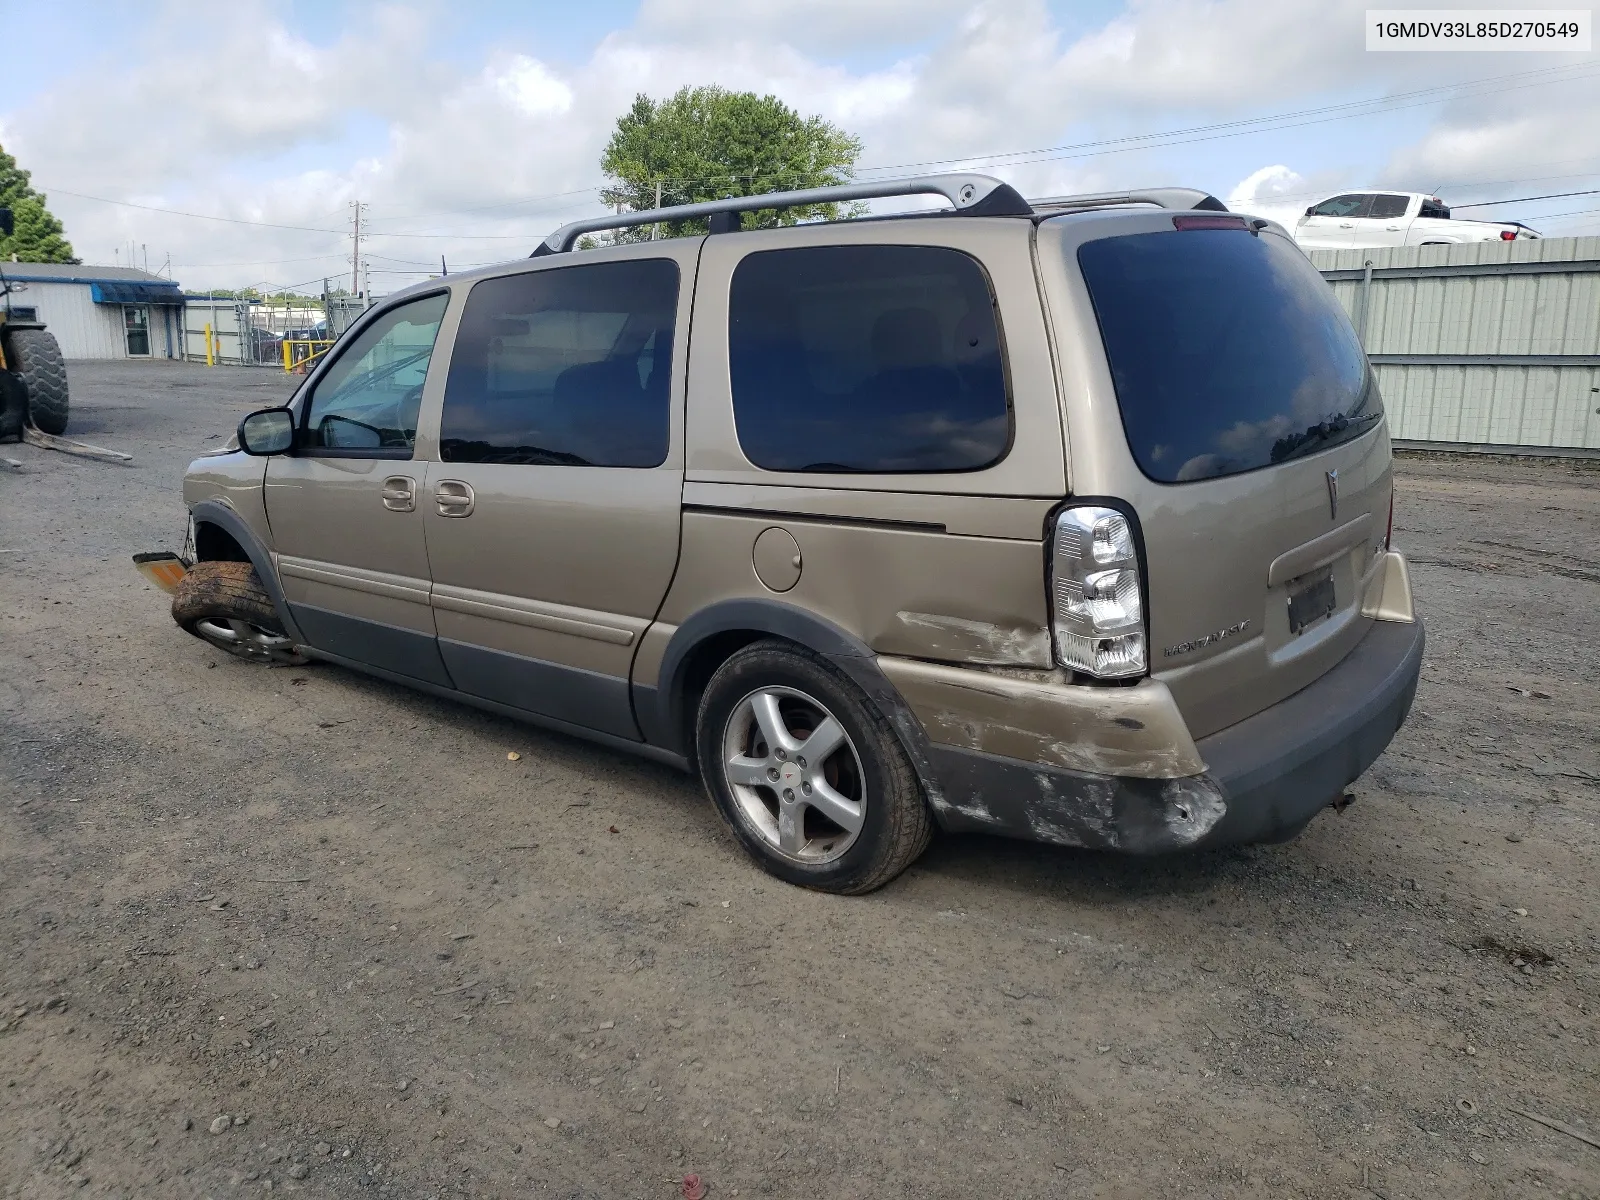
[1286,566,1336,636]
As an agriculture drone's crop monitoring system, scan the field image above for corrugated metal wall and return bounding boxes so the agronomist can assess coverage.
[1308,238,1600,453]
[6,281,128,359]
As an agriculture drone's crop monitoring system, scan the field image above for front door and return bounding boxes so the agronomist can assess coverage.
[420,248,697,740]
[1297,194,1370,249]
[265,291,453,684]
[124,305,150,356]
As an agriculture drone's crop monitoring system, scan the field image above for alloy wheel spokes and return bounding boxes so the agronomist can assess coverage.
[722,686,867,865]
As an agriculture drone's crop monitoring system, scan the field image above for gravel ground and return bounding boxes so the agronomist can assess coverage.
[0,360,1596,1200]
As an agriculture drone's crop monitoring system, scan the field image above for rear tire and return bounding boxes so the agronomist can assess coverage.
[6,327,69,435]
[171,561,308,666]
[695,640,932,894]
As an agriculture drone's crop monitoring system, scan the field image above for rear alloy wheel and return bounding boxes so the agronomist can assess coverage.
[171,560,308,666]
[696,641,931,893]
[722,685,867,865]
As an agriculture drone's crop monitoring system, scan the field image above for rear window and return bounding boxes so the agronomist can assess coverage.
[1077,228,1380,484]
[728,245,1010,473]
[1369,194,1410,219]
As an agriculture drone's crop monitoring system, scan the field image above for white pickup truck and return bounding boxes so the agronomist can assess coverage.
[1295,191,1539,250]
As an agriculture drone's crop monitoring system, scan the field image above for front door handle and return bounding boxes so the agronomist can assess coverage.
[381,475,416,512]
[1339,222,1355,228]
[435,479,475,518]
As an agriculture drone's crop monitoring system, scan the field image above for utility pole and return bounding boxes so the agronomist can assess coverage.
[142,244,148,274]
[349,201,368,297]
[653,179,661,240]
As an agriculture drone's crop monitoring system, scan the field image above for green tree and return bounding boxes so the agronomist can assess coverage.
[0,143,77,264]
[597,86,862,241]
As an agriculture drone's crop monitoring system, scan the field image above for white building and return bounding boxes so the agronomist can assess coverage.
[0,262,185,360]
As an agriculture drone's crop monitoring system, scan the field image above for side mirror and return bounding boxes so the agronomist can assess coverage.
[237,407,295,456]
[0,207,12,238]
[1304,206,1316,217]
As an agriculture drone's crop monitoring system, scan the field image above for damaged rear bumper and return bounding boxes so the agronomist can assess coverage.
[909,617,1425,854]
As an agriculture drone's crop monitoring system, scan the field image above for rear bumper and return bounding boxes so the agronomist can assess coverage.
[926,617,1425,853]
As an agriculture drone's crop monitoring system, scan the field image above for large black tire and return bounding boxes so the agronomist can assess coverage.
[695,640,932,894]
[171,561,308,666]
[6,327,69,435]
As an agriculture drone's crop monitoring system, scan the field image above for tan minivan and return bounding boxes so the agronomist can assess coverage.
[170,174,1422,893]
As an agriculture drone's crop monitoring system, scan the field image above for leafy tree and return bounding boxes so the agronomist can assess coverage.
[598,87,862,240]
[0,143,76,264]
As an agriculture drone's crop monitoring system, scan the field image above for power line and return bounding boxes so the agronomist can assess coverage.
[168,252,350,268]
[367,60,1600,222]
[39,187,344,233]
[1451,188,1600,210]
[44,60,1600,248]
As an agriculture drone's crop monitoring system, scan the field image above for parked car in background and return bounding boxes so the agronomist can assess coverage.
[1296,191,1539,250]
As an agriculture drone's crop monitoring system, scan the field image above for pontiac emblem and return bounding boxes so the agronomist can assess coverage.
[1325,469,1339,520]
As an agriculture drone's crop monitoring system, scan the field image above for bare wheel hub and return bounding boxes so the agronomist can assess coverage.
[192,617,298,665]
[721,685,866,865]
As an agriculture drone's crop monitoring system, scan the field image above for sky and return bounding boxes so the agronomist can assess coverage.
[1,0,1596,293]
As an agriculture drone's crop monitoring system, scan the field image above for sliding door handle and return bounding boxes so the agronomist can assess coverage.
[381,475,416,512]
[435,479,476,518]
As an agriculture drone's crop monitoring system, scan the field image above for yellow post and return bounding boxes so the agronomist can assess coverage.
[283,338,292,373]
[204,323,214,367]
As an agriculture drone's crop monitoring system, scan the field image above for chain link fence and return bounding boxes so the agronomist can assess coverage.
[182,294,378,367]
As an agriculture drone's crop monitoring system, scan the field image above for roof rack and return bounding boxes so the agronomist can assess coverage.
[1029,187,1228,215]
[532,173,1031,256]
[530,176,1230,256]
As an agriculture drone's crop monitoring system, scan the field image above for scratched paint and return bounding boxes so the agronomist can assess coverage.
[893,611,1054,668]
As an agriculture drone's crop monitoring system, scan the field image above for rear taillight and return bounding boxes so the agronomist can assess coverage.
[1500,230,1517,241]
[1050,505,1147,678]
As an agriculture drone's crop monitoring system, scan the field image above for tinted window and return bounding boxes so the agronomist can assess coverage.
[304,293,449,453]
[1419,199,1451,219]
[1310,194,1371,218]
[1368,194,1410,219]
[728,245,1009,473]
[441,260,679,467]
[1077,229,1381,484]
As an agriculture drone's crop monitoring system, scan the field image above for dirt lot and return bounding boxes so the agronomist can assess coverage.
[0,360,1596,1200]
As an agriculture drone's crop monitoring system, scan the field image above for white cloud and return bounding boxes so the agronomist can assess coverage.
[2,0,1594,290]
[636,0,971,53]
[1226,164,1336,227]
[491,56,575,118]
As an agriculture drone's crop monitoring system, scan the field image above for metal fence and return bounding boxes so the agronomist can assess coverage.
[1309,237,1600,456]
[182,294,376,367]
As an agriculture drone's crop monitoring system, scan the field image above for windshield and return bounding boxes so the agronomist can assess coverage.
[1077,227,1381,483]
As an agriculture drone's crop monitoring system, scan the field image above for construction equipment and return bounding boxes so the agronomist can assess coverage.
[0,206,71,439]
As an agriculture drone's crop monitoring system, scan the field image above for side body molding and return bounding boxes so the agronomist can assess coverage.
[635,598,951,820]
[188,499,305,645]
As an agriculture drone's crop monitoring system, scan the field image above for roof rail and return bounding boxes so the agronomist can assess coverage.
[531,172,1031,256]
[1028,188,1228,215]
